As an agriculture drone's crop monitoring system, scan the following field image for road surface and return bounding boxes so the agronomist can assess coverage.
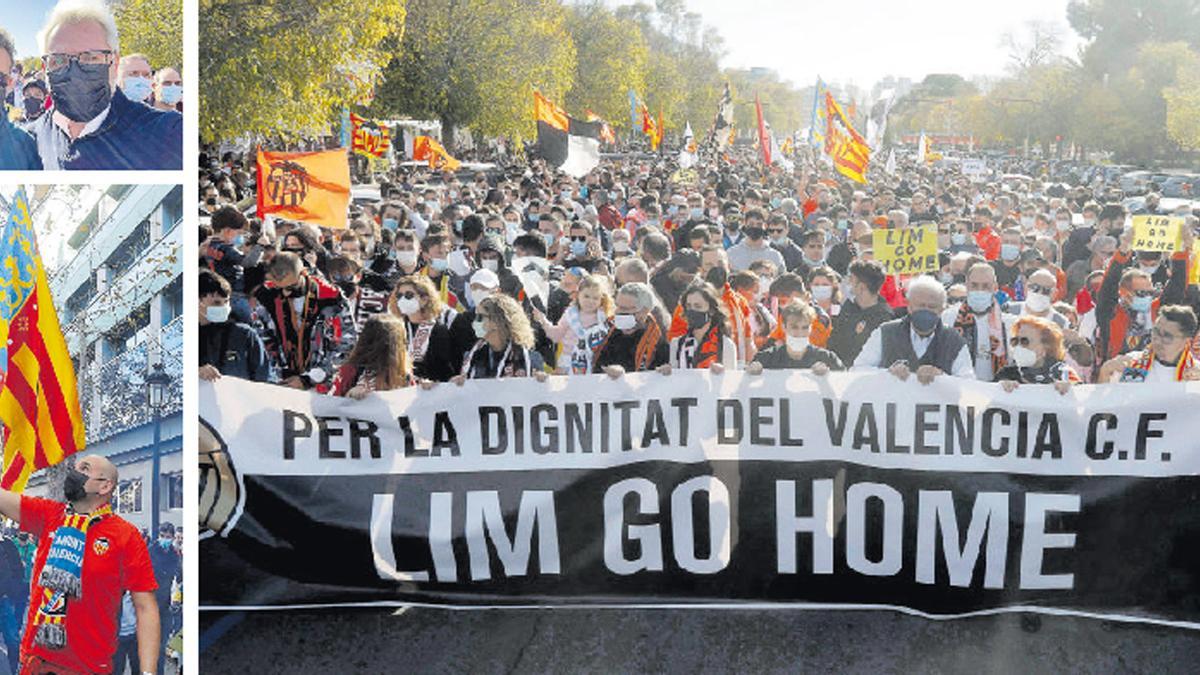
[199,607,1200,673]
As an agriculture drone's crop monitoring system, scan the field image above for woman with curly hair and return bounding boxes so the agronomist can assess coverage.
[329,314,415,399]
[390,275,456,382]
[663,281,738,373]
[454,294,549,382]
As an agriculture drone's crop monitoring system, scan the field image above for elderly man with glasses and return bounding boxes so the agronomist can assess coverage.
[28,0,182,169]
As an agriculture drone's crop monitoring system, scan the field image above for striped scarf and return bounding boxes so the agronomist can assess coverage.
[33,503,113,649]
[953,301,1006,376]
[1119,345,1196,382]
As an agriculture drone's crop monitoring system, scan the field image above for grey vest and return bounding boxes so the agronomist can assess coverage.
[879,317,966,373]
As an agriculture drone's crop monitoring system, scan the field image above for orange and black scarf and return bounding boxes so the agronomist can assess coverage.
[953,301,1006,375]
[678,324,723,369]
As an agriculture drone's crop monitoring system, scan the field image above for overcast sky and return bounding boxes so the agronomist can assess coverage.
[613,0,1086,91]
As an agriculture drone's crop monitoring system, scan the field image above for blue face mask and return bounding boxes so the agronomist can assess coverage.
[159,84,183,106]
[232,234,245,247]
[122,76,152,102]
[1000,244,1020,262]
[951,233,967,246]
[967,290,994,313]
[431,258,448,272]
[836,219,849,229]
[382,218,399,232]
[771,198,782,208]
[544,232,556,247]
[690,207,704,219]
[570,240,587,257]
[1130,295,1153,312]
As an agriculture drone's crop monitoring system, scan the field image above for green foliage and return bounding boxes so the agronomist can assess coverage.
[1165,48,1200,150]
[564,3,647,128]
[114,0,183,70]
[371,0,575,148]
[200,0,406,144]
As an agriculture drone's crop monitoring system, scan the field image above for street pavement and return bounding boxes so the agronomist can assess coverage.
[199,607,1200,673]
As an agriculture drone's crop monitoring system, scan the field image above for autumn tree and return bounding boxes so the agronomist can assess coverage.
[199,0,405,143]
[114,0,183,70]
[372,0,575,149]
[564,2,647,129]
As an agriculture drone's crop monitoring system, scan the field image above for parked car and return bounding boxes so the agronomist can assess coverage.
[1119,170,1156,196]
[1161,174,1199,199]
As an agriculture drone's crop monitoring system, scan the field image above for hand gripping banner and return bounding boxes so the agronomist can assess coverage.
[199,372,1200,629]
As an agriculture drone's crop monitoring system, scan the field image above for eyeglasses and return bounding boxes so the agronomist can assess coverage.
[1028,283,1054,296]
[1152,328,1183,341]
[1009,336,1034,347]
[42,50,115,74]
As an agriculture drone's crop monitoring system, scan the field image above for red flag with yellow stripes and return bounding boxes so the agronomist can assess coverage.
[824,92,871,184]
[0,188,86,491]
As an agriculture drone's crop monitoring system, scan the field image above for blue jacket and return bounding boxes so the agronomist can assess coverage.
[0,114,41,170]
[30,87,182,170]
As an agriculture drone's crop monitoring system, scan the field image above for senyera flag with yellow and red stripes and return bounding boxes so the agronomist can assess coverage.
[0,188,86,491]
[824,91,871,184]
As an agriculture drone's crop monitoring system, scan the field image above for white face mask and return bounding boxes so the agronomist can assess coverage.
[396,250,418,267]
[811,285,833,301]
[470,289,491,308]
[1011,345,1037,368]
[472,319,487,338]
[785,336,810,352]
[613,313,638,331]
[758,278,772,296]
[396,297,421,315]
[447,249,472,276]
[1056,219,1071,231]
[613,240,630,253]
[481,259,500,272]
[1025,291,1051,313]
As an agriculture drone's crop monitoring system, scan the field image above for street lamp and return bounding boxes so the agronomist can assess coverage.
[145,362,171,535]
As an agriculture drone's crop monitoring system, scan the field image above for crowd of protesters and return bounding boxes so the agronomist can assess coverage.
[198,138,1200,398]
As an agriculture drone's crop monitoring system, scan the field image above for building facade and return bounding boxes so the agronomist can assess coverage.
[23,184,183,535]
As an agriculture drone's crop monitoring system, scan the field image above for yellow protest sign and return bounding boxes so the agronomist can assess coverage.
[872,223,939,275]
[1131,215,1183,253]
[1190,241,1200,286]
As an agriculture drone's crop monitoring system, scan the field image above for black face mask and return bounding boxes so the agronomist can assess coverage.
[335,279,357,296]
[49,61,113,123]
[24,97,45,119]
[685,309,710,330]
[63,469,90,502]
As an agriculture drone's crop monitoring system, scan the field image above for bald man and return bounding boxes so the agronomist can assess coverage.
[0,454,160,674]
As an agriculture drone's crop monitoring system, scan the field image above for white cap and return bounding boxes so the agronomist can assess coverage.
[470,269,500,289]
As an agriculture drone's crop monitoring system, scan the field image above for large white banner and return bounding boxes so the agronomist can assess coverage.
[199,372,1200,627]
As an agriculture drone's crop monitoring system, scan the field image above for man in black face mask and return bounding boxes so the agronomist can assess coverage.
[0,454,160,675]
[22,80,49,122]
[0,28,41,169]
[853,275,975,383]
[29,1,182,169]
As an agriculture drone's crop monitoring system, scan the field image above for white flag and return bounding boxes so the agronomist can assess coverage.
[917,132,927,164]
[885,148,897,175]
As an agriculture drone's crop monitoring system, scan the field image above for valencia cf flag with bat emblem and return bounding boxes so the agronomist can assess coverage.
[534,91,601,178]
[255,148,351,229]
